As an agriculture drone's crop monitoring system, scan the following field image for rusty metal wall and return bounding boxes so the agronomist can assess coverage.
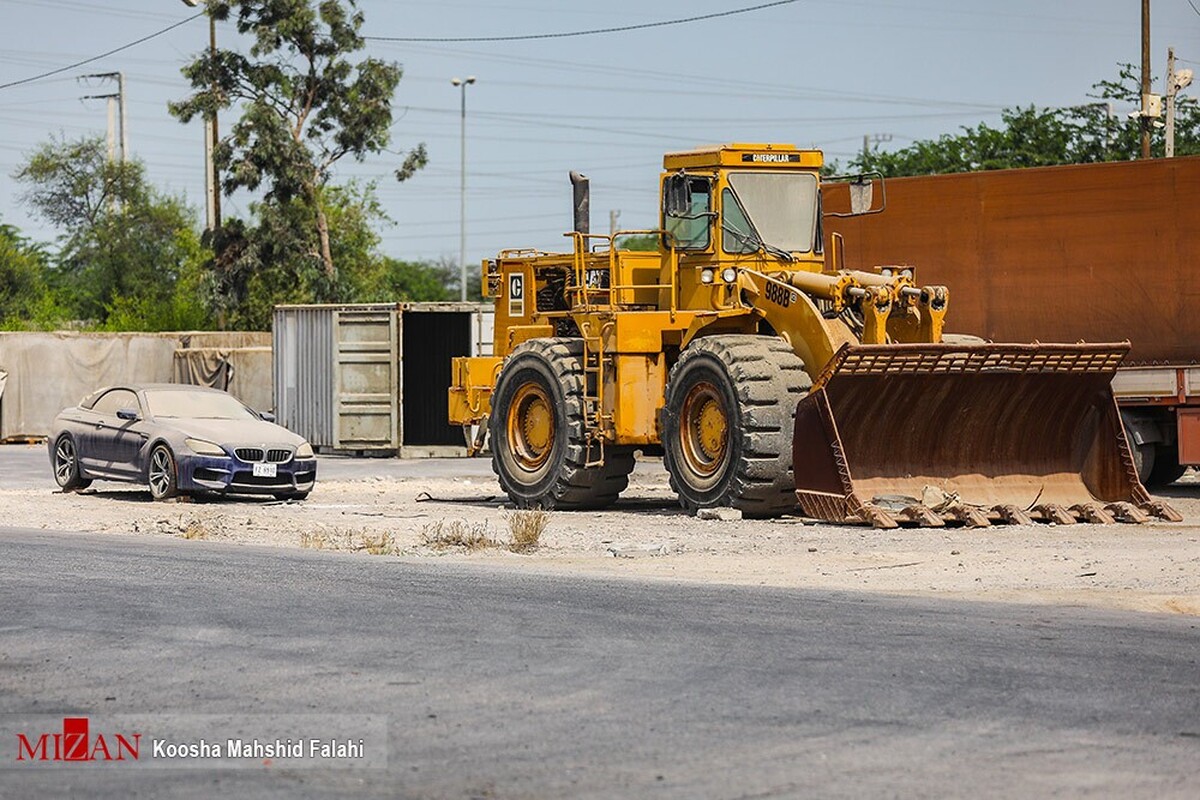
[822,156,1200,365]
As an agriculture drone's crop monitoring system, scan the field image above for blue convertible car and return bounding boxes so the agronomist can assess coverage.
[48,384,316,501]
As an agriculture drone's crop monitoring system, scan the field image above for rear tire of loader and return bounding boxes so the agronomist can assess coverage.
[489,338,634,510]
[662,335,811,518]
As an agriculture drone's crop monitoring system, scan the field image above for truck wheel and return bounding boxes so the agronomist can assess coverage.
[1130,441,1156,485]
[489,338,633,509]
[1146,446,1187,487]
[662,335,811,518]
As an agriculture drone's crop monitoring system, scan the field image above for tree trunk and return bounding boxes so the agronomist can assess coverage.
[315,201,335,279]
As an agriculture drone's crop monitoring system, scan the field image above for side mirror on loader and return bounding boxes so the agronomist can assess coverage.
[664,173,692,217]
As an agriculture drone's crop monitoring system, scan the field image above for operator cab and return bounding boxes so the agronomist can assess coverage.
[660,143,824,260]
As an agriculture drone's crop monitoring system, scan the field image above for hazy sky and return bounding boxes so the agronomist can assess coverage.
[2,1,1198,265]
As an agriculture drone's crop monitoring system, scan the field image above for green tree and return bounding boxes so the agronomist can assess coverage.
[14,135,210,330]
[855,64,1200,176]
[169,0,426,282]
[0,220,55,328]
[616,233,659,251]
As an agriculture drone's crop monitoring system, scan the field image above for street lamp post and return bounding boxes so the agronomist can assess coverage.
[451,76,476,302]
[183,0,220,233]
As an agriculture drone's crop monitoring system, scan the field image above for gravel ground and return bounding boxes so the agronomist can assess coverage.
[2,444,1198,616]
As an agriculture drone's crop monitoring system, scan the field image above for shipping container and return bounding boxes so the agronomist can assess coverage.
[273,303,493,456]
[822,156,1200,485]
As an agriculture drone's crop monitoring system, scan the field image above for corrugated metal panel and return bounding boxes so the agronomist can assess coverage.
[822,156,1200,366]
[274,306,336,447]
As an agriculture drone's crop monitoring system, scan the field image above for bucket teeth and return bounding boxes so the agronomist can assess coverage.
[1070,502,1116,525]
[950,506,992,528]
[861,506,900,529]
[1142,500,1184,522]
[898,504,945,527]
[1033,504,1076,525]
[992,505,1034,526]
[1105,502,1151,524]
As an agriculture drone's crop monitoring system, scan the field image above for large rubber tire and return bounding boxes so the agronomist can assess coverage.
[489,338,634,510]
[148,444,180,501]
[662,335,811,518]
[1146,445,1187,487]
[1130,441,1156,486]
[52,434,92,492]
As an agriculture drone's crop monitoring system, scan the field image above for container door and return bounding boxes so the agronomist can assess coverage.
[401,311,472,447]
[333,309,399,451]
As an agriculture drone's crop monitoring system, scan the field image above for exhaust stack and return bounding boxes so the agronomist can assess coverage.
[570,171,590,235]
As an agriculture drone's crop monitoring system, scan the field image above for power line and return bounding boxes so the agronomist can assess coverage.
[1189,0,1200,19]
[365,0,798,43]
[0,13,202,91]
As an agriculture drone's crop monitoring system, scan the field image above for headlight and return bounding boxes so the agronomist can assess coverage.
[295,442,314,459]
[185,438,225,456]
[721,268,737,284]
[700,268,715,284]
[900,268,913,279]
[880,267,893,277]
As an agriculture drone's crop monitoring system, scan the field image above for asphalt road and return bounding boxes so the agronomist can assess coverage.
[1,529,1197,798]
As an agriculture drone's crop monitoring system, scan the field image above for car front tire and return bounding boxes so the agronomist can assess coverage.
[148,444,180,501]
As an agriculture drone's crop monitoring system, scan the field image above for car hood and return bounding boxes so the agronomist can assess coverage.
[155,418,305,447]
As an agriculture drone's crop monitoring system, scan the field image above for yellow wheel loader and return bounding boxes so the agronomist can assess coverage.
[448,143,1180,527]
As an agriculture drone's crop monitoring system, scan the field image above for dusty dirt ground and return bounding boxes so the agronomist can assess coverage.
[3,453,1199,616]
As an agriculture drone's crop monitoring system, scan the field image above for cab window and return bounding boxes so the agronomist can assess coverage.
[664,178,712,250]
[721,188,758,254]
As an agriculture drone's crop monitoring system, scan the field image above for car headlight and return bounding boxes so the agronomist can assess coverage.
[700,268,715,284]
[721,267,737,284]
[186,438,226,456]
[295,442,314,459]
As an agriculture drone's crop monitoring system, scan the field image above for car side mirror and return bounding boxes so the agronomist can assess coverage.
[259,411,276,423]
[117,408,139,421]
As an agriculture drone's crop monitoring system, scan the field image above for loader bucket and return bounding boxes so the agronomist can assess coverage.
[793,343,1181,527]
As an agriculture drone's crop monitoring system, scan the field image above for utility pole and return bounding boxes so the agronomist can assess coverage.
[1141,0,1151,159]
[609,209,620,237]
[183,0,220,233]
[80,72,127,162]
[451,76,476,302]
[1165,47,1195,158]
[862,133,893,161]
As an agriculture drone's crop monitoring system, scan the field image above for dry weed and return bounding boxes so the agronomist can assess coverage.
[506,509,549,553]
[420,519,498,551]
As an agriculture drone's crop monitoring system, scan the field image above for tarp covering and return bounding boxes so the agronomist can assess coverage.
[172,346,273,417]
[0,331,271,439]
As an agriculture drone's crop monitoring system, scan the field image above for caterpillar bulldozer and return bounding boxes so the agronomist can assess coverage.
[448,143,1180,527]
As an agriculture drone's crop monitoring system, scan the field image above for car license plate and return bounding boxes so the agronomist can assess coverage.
[253,463,277,478]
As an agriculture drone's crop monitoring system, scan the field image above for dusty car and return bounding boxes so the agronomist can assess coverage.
[48,384,316,501]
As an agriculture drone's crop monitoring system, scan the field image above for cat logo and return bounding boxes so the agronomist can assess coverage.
[508,273,525,317]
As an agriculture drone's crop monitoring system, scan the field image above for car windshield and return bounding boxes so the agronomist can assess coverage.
[143,390,259,420]
[726,171,819,253]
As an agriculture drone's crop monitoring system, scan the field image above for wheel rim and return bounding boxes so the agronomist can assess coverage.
[507,382,555,471]
[149,449,172,497]
[680,381,729,479]
[54,438,75,485]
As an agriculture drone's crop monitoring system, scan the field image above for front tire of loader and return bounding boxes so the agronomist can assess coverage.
[662,335,811,518]
[489,338,633,510]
